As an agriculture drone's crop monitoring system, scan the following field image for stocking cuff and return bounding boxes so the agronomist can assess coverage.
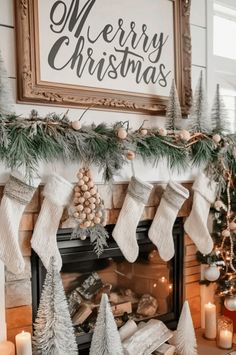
[128,176,153,204]
[43,174,73,206]
[192,173,217,204]
[4,173,38,205]
[163,182,189,209]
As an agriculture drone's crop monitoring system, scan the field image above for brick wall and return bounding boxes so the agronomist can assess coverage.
[3,182,201,343]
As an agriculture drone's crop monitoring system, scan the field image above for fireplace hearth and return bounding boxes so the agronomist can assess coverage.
[31,218,184,353]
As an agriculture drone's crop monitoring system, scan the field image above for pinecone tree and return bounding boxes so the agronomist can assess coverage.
[187,71,209,133]
[89,293,124,355]
[175,301,197,355]
[211,84,229,134]
[32,257,78,355]
[165,79,182,132]
[0,49,14,115]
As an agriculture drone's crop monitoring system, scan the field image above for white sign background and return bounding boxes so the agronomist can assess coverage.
[38,0,175,96]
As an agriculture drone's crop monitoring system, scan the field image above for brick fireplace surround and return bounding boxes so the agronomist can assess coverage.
[4,181,201,344]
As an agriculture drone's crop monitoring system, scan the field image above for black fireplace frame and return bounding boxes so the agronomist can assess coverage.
[31,218,184,351]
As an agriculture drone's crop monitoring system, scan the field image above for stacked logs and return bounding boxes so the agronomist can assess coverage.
[73,168,106,229]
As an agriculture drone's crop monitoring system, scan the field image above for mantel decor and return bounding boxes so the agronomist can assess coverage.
[14,0,192,115]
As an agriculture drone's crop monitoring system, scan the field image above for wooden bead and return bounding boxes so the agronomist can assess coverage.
[78,197,85,203]
[90,222,95,227]
[87,213,95,220]
[84,221,91,228]
[117,127,128,139]
[84,191,91,199]
[84,207,91,214]
[102,221,106,226]
[222,229,230,237]
[87,181,94,188]
[94,217,101,224]
[76,205,84,212]
[81,184,88,191]
[77,172,83,179]
[83,176,89,183]
[90,188,97,195]
[73,198,80,204]
[74,212,79,218]
[80,213,86,220]
[89,203,96,210]
[71,120,81,130]
[78,179,85,186]
[75,192,81,197]
[140,129,148,136]
[89,197,96,204]
[229,222,236,231]
[74,186,80,192]
[126,151,136,160]
[158,128,167,137]
[213,134,221,143]
[85,200,90,206]
[179,129,191,142]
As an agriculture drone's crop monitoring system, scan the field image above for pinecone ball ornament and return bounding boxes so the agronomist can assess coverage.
[71,168,109,256]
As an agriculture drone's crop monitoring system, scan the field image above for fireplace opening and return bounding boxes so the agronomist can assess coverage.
[31,218,184,353]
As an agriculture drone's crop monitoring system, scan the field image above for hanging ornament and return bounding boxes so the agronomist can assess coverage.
[224,295,236,311]
[212,134,221,144]
[222,229,231,237]
[70,167,109,256]
[117,127,128,140]
[204,264,220,282]
[179,129,191,142]
[126,151,136,160]
[158,128,167,137]
[71,120,81,131]
[214,200,224,211]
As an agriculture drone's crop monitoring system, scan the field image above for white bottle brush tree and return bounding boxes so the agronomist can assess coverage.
[89,293,124,355]
[165,79,182,133]
[32,257,78,355]
[71,167,109,256]
[175,301,197,355]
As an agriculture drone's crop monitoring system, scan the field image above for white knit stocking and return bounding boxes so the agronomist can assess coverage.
[148,182,189,261]
[184,173,217,254]
[31,174,73,271]
[112,177,153,263]
[0,172,39,274]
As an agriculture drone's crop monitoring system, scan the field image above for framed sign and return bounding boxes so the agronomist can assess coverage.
[15,0,192,115]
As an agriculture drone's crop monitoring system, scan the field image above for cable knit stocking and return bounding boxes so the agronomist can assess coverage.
[184,173,217,254]
[0,172,39,274]
[31,174,73,271]
[112,176,153,263]
[148,182,189,261]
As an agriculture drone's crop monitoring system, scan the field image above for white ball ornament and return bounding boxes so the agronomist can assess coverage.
[204,264,220,282]
[140,129,148,136]
[179,129,191,142]
[71,120,81,130]
[224,295,236,311]
[213,134,221,144]
[158,128,167,137]
[117,127,128,139]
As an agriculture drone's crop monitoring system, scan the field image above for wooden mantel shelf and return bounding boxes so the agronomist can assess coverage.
[196,329,236,355]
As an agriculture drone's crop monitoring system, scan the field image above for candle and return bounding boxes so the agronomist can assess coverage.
[15,331,32,355]
[204,302,216,339]
[219,329,233,349]
[0,341,15,355]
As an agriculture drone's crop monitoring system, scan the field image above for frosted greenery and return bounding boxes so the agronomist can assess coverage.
[32,257,78,355]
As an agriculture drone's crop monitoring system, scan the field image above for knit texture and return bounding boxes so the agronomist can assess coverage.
[31,174,73,271]
[184,173,217,254]
[0,173,38,274]
[148,182,189,261]
[112,177,153,263]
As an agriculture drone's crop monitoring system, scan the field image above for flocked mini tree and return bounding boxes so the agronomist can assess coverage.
[211,84,230,134]
[89,293,124,355]
[32,257,78,355]
[187,71,209,133]
[175,301,197,355]
[0,49,14,115]
[165,79,182,133]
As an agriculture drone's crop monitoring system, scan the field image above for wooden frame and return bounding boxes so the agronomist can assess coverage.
[15,0,192,115]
